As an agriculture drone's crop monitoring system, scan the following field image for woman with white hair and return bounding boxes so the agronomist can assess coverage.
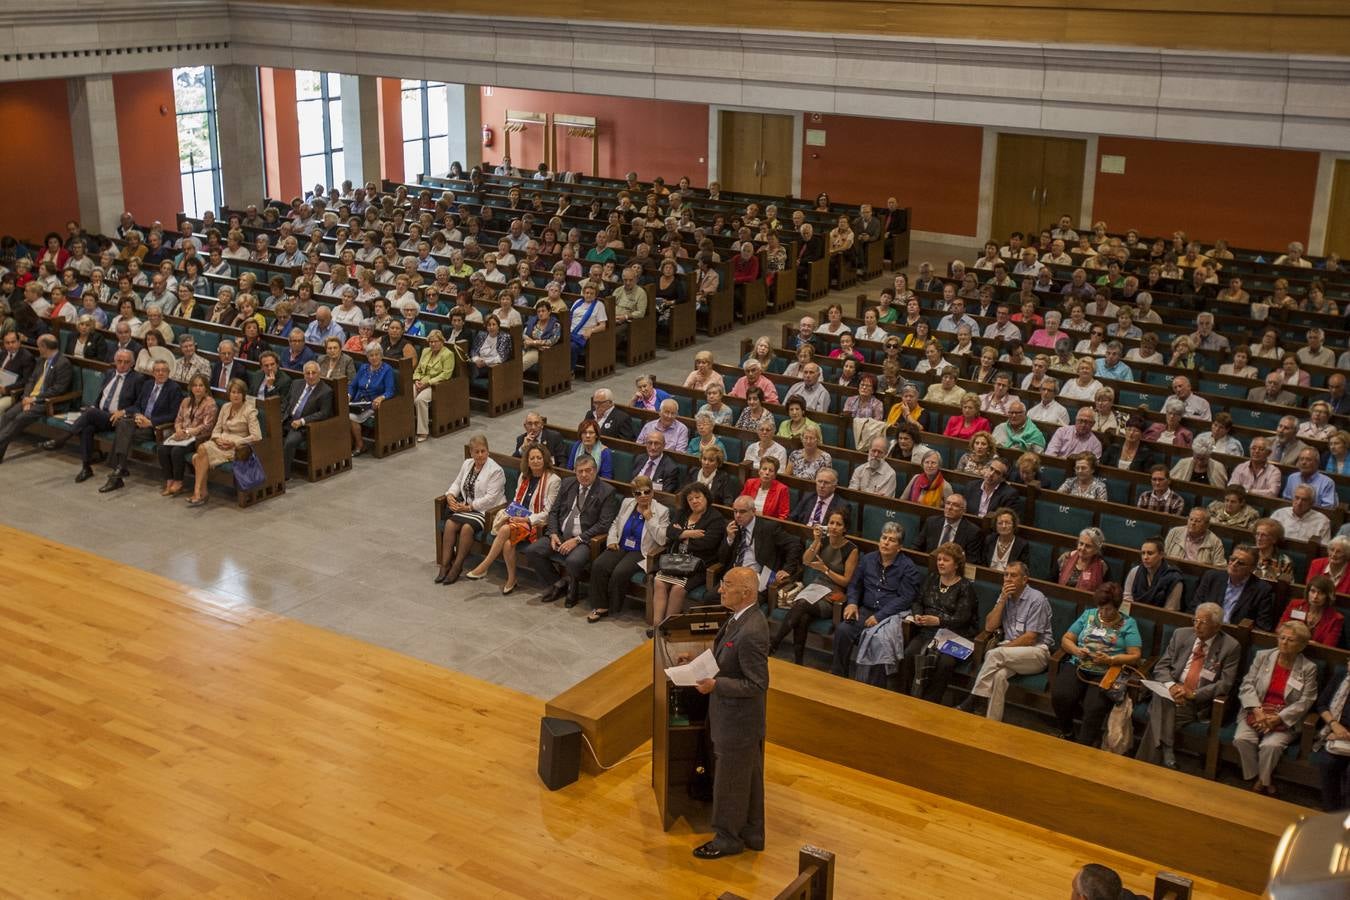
[1234,620,1317,796]
[1143,398,1194,447]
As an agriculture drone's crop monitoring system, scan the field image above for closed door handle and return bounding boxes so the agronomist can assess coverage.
[1041,187,1048,205]
[761,160,768,176]
[1030,187,1037,204]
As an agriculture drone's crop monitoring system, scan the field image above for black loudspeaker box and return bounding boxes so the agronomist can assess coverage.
[538,716,583,791]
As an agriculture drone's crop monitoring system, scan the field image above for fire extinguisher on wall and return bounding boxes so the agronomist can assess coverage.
[482,125,494,147]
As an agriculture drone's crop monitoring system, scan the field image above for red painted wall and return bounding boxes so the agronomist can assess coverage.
[0,79,79,239]
[378,77,404,184]
[259,68,301,202]
[1093,137,1320,248]
[478,87,708,182]
[800,115,983,237]
[112,70,182,226]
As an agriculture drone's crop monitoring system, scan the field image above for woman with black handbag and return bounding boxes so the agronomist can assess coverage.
[647,483,726,636]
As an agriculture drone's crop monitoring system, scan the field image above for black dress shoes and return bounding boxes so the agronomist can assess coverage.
[41,439,63,451]
[75,466,94,483]
[98,476,125,494]
[692,841,743,860]
[539,582,567,604]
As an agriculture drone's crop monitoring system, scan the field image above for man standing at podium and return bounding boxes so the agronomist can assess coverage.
[693,566,770,860]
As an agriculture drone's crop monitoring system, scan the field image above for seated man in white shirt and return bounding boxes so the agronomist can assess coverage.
[1028,378,1070,426]
[1270,484,1332,546]
[1169,375,1211,421]
[848,436,896,497]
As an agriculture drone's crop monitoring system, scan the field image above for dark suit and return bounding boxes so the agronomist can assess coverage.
[71,331,108,361]
[915,515,983,560]
[1102,441,1155,472]
[707,604,770,853]
[632,452,683,493]
[103,339,142,363]
[795,233,824,289]
[210,359,249,392]
[253,369,292,402]
[524,476,621,593]
[102,376,183,471]
[960,480,1022,518]
[851,215,881,267]
[980,533,1030,569]
[0,352,75,460]
[281,378,335,477]
[716,517,803,582]
[63,367,145,465]
[683,468,740,507]
[0,347,35,399]
[589,406,636,442]
[1188,570,1276,632]
[1135,626,1241,763]
[881,207,905,238]
[789,491,850,527]
[514,427,566,463]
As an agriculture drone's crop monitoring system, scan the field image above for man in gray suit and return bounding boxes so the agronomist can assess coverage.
[1246,371,1296,407]
[1135,602,1241,769]
[693,566,770,860]
[524,454,620,608]
[0,335,74,464]
[851,203,882,269]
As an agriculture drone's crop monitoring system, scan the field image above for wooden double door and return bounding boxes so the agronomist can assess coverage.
[1326,159,1350,258]
[991,134,1087,242]
[718,111,793,196]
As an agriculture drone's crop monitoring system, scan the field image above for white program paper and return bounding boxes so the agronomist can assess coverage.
[1141,679,1177,701]
[664,648,720,686]
[794,583,833,604]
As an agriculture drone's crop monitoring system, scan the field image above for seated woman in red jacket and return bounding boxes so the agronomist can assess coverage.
[739,456,790,519]
[943,392,992,440]
[1278,575,1344,647]
[1305,535,1350,597]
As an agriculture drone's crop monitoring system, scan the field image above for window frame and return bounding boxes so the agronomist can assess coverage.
[400,79,449,180]
[174,65,223,217]
[296,70,344,190]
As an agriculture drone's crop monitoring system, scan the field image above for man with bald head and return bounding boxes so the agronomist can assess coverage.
[41,348,143,482]
[691,565,769,860]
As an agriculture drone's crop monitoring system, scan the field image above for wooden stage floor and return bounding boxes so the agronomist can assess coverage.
[0,525,1255,899]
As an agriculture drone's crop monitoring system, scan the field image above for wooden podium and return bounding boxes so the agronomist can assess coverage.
[652,605,729,831]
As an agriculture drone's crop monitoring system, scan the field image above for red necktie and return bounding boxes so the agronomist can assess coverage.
[1183,641,1206,692]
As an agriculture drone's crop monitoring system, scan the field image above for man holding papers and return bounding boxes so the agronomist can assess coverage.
[692,566,769,861]
[1134,602,1240,769]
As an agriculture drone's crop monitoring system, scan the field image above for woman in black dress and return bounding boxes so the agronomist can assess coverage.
[647,483,727,636]
[906,542,979,703]
[769,510,859,664]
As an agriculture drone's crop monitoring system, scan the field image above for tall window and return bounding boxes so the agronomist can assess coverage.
[297,71,343,192]
[401,80,449,180]
[174,66,222,217]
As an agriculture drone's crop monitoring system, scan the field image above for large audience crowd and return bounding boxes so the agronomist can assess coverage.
[2,167,1349,810]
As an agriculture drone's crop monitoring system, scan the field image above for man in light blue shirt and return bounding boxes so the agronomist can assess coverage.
[303,306,346,345]
[1093,342,1133,382]
[1282,448,1338,508]
[958,561,1052,721]
[936,297,978,334]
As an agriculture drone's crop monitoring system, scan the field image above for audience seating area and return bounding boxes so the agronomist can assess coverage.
[4,161,1349,810]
